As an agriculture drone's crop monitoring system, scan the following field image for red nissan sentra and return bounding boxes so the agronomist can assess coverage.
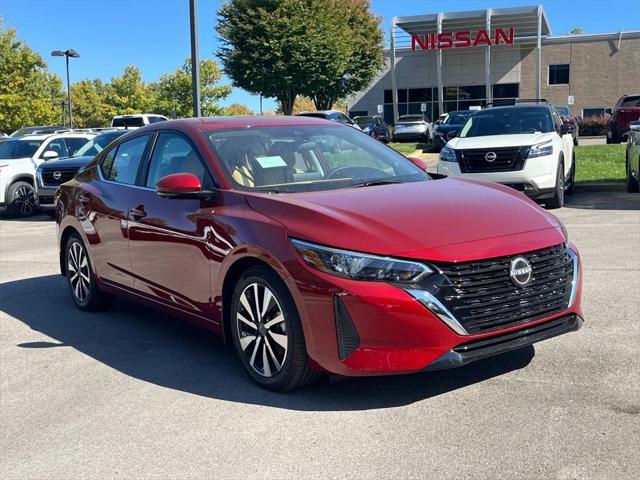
[56,116,583,391]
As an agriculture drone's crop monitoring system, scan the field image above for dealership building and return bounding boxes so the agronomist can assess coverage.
[347,4,640,123]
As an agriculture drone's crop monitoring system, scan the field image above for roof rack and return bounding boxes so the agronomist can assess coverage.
[484,98,549,108]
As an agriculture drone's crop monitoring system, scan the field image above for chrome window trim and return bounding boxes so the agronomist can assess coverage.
[404,289,469,336]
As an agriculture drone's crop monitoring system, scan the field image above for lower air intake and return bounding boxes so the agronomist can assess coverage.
[334,296,360,360]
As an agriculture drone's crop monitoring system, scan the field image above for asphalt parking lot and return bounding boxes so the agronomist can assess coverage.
[1,191,639,479]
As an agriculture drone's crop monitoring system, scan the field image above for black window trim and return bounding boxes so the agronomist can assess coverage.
[139,129,217,190]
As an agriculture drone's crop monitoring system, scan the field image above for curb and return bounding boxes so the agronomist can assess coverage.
[574,182,625,192]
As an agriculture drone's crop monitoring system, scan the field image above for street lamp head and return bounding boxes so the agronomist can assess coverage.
[67,49,80,58]
[51,50,65,57]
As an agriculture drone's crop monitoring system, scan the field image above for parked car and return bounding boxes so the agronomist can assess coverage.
[36,130,129,213]
[296,110,361,129]
[56,116,582,391]
[111,114,168,128]
[626,120,640,192]
[10,125,69,137]
[393,114,431,143]
[432,111,474,150]
[0,132,94,216]
[554,105,580,145]
[607,94,640,143]
[437,103,575,209]
[353,115,391,142]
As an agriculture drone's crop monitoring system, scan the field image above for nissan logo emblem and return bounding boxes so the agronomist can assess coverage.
[52,171,62,180]
[509,257,533,287]
[484,151,497,162]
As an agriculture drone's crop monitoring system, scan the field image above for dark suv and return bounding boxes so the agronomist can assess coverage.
[607,95,640,144]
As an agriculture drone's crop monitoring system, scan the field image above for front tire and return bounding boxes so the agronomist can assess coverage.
[547,161,565,209]
[7,181,36,217]
[230,265,320,391]
[65,234,114,311]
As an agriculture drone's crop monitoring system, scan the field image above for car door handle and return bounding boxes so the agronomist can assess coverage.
[128,206,147,220]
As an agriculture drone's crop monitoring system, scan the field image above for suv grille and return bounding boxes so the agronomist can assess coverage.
[434,244,574,334]
[457,147,529,173]
[41,166,80,186]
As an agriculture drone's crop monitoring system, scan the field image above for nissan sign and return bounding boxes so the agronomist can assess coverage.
[411,27,514,51]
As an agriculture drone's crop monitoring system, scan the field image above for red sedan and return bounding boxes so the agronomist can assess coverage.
[56,116,583,391]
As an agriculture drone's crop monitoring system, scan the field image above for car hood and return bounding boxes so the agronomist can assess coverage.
[246,178,565,262]
[448,132,555,149]
[39,155,94,170]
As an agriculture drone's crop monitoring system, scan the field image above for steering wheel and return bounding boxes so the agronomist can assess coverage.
[326,166,387,180]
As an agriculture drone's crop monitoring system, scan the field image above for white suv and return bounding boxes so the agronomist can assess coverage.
[111,114,167,128]
[0,132,94,216]
[437,104,576,208]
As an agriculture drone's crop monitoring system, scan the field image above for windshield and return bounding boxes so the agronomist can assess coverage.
[112,117,145,127]
[555,106,571,116]
[459,107,554,137]
[354,116,373,127]
[205,125,428,193]
[444,112,471,125]
[621,96,640,107]
[73,131,125,157]
[398,116,424,123]
[0,139,42,159]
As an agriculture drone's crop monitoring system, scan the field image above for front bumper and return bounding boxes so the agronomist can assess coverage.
[437,153,558,196]
[35,186,57,210]
[393,130,426,141]
[289,243,583,376]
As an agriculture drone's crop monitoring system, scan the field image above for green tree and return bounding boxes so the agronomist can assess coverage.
[0,19,63,133]
[103,65,153,114]
[222,102,254,115]
[71,79,114,127]
[307,0,384,110]
[570,27,585,35]
[153,58,231,118]
[217,0,382,115]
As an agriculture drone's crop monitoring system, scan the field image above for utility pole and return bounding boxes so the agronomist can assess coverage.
[189,0,202,117]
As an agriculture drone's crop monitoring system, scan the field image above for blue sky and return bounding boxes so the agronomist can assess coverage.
[2,0,639,112]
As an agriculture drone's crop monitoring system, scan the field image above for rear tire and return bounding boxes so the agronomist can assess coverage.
[547,161,565,209]
[230,265,320,391]
[65,233,115,311]
[6,181,36,217]
[626,156,640,193]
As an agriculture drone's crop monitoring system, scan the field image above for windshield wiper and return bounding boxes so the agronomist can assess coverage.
[348,179,404,188]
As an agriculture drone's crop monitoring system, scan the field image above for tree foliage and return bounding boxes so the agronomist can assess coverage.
[0,19,64,133]
[216,0,382,114]
[222,102,254,115]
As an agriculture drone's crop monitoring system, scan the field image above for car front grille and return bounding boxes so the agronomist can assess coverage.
[433,244,575,334]
[457,146,529,173]
[41,166,80,186]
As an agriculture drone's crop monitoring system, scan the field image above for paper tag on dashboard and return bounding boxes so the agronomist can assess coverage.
[255,156,287,168]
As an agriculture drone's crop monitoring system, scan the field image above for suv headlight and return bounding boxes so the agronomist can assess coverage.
[528,141,553,158]
[439,146,457,162]
[290,238,432,283]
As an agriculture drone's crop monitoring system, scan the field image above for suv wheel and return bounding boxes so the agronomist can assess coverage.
[7,181,36,217]
[65,234,115,311]
[547,162,565,209]
[566,158,576,195]
[230,265,320,391]
[626,156,640,193]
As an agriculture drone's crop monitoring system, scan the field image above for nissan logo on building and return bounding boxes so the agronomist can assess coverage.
[52,171,62,180]
[509,257,533,287]
[484,151,497,163]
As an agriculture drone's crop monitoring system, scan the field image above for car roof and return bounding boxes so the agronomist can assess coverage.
[19,132,96,141]
[483,104,550,112]
[140,115,339,132]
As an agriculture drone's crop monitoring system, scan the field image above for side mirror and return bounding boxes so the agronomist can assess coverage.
[408,156,428,171]
[605,108,613,115]
[42,150,59,160]
[155,173,213,199]
[560,124,575,135]
[446,130,458,140]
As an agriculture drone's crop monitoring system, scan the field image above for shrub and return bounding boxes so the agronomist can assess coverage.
[577,115,609,136]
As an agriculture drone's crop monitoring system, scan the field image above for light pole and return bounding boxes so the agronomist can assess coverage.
[51,49,80,128]
[189,0,201,117]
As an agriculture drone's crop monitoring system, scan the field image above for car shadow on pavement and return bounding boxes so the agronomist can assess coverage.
[1,274,534,411]
[564,191,640,210]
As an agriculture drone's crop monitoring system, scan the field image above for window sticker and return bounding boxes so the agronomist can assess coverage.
[255,155,287,168]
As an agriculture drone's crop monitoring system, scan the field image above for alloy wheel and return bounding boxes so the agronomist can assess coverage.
[236,282,288,377]
[67,241,90,303]
[14,185,35,216]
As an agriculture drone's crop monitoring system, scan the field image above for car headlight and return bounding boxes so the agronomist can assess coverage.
[290,238,432,283]
[439,146,457,162]
[528,141,553,158]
